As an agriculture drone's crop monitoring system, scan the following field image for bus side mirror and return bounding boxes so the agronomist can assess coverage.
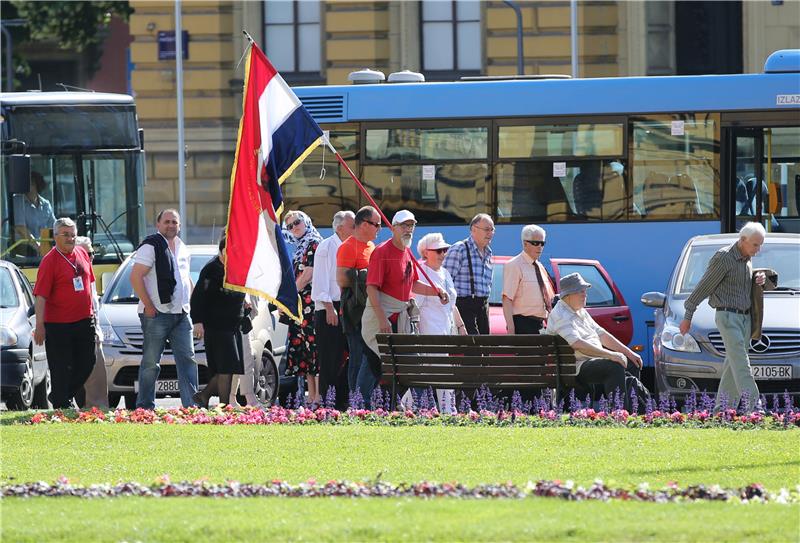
[8,155,31,194]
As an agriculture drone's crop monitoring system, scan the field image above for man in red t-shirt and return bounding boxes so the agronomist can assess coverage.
[336,206,380,398]
[360,209,447,406]
[33,217,96,408]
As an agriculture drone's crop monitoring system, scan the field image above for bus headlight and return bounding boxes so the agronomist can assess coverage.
[660,325,700,353]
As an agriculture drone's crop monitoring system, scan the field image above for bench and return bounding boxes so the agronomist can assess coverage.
[376,333,578,409]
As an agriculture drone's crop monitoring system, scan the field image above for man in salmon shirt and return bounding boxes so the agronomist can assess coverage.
[33,217,97,409]
[336,206,380,398]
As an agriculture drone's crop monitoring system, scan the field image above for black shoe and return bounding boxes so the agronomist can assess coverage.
[192,391,209,409]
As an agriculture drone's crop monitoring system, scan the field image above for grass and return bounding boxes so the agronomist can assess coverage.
[2,497,798,542]
[2,420,799,541]
[1,424,798,488]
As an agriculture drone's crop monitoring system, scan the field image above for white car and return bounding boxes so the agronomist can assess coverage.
[97,245,287,408]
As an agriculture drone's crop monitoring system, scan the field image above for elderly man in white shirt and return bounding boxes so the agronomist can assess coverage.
[311,210,355,409]
[130,209,197,409]
[546,272,649,410]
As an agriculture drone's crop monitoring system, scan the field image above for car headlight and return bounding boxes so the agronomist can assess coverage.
[100,324,122,345]
[660,325,701,353]
[0,326,18,347]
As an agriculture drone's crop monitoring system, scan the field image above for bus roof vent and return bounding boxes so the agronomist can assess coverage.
[299,95,346,123]
[348,69,385,84]
[387,70,425,83]
[764,49,800,73]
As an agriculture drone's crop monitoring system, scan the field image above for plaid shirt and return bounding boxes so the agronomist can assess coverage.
[442,237,493,298]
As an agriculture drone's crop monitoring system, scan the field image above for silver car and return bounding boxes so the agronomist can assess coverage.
[97,245,287,408]
[642,233,800,401]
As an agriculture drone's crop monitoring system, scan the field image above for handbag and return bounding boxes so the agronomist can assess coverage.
[240,306,254,334]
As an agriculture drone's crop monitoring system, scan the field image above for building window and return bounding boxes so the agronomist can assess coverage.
[420,0,481,80]
[263,0,322,82]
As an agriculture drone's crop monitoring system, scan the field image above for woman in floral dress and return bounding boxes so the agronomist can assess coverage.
[283,210,323,403]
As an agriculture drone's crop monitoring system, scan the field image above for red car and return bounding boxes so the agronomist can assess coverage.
[488,257,633,345]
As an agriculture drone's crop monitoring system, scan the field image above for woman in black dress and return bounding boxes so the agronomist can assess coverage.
[191,234,245,408]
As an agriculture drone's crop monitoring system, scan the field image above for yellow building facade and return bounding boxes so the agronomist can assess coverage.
[127,0,800,238]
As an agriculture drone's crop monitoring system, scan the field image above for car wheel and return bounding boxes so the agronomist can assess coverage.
[6,358,34,410]
[255,348,279,406]
[108,392,123,409]
[123,393,138,409]
[31,369,52,409]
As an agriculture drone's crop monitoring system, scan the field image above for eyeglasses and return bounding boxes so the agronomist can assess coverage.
[472,225,495,233]
[363,219,381,229]
[427,247,448,254]
[58,233,77,239]
[524,240,546,247]
[396,222,416,230]
[286,218,303,229]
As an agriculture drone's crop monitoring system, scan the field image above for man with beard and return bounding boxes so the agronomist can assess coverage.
[359,210,448,407]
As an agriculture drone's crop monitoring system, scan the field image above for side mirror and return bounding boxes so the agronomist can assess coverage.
[551,294,560,306]
[641,291,667,308]
[8,155,31,194]
[27,305,36,318]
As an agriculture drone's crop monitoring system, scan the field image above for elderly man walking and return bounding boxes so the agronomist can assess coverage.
[360,210,448,406]
[130,209,198,409]
[502,224,555,334]
[312,210,355,409]
[546,273,648,411]
[443,213,494,334]
[680,222,769,411]
[33,218,96,408]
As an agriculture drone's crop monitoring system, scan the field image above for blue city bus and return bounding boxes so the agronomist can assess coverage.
[284,49,800,368]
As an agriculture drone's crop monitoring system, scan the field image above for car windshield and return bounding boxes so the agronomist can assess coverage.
[103,252,216,303]
[0,268,19,308]
[677,241,800,294]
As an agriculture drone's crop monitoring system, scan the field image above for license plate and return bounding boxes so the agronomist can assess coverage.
[751,365,792,380]
[155,380,181,393]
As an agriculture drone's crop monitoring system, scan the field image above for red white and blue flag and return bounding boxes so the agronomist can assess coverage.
[224,42,323,321]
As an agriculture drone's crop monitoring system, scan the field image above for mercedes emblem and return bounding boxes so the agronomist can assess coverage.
[750,334,771,354]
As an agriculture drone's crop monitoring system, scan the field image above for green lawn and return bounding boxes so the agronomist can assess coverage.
[2,425,798,488]
[3,497,798,542]
[2,422,799,541]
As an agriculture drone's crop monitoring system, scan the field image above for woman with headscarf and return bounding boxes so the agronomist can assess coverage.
[283,210,323,404]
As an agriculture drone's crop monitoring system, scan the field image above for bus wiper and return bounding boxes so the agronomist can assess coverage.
[773,286,800,292]
[107,296,139,303]
[80,211,125,263]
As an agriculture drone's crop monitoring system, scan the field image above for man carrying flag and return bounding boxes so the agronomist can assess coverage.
[223,38,322,320]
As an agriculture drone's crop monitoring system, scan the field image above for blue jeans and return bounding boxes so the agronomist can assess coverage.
[346,330,366,392]
[137,312,199,409]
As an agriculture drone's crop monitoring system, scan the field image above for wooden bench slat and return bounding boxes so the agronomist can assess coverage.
[377,334,570,347]
[380,355,576,367]
[392,376,576,387]
[384,365,574,377]
[378,345,575,356]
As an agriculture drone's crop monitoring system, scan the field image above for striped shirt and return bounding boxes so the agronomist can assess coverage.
[684,241,753,322]
[442,237,493,298]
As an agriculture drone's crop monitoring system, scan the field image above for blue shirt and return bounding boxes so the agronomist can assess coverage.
[13,194,56,236]
[442,237,493,298]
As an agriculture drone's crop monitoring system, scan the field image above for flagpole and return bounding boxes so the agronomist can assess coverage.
[324,139,446,302]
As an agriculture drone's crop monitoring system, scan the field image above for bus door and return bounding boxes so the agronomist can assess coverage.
[729,127,800,234]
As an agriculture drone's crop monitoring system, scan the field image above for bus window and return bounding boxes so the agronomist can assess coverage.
[366,126,488,161]
[83,154,138,256]
[281,128,361,224]
[361,162,487,224]
[631,114,720,220]
[765,127,800,233]
[498,123,624,159]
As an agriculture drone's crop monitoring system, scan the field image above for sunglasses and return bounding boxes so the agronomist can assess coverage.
[363,219,381,229]
[525,240,546,247]
[286,218,303,229]
[427,247,448,254]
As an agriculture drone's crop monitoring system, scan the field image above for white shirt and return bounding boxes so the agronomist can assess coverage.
[311,233,344,306]
[414,262,458,335]
[134,234,191,314]
[545,299,608,372]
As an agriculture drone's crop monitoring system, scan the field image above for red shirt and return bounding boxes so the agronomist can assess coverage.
[33,246,95,323]
[366,239,418,302]
[336,236,374,269]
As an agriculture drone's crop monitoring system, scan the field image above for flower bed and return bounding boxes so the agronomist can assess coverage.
[24,404,799,429]
[2,476,797,503]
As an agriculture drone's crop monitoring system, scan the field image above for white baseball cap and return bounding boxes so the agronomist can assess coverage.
[392,209,416,225]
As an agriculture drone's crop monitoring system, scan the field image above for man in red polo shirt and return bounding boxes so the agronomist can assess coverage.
[33,217,96,409]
